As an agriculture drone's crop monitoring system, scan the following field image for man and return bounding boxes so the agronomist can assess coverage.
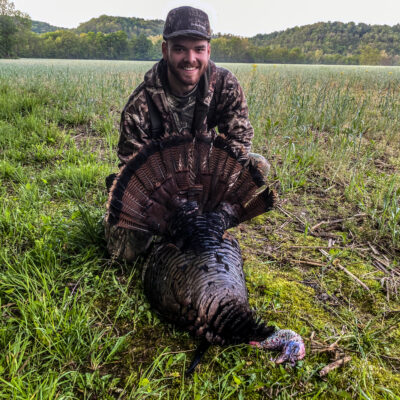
[105,6,269,261]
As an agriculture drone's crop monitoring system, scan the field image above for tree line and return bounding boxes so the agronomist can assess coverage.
[13,29,399,65]
[19,30,162,60]
[1,0,400,65]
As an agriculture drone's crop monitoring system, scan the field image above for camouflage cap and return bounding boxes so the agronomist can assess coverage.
[163,6,211,41]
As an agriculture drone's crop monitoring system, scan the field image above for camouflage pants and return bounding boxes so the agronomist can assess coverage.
[104,152,269,262]
[104,222,153,262]
[247,152,270,182]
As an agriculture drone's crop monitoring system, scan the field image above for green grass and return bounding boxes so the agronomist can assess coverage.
[0,59,399,399]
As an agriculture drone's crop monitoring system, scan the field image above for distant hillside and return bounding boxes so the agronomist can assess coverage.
[30,17,400,58]
[75,15,164,38]
[31,20,66,34]
[19,16,400,65]
[251,21,400,56]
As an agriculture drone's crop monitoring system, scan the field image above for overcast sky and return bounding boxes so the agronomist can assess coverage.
[12,0,400,37]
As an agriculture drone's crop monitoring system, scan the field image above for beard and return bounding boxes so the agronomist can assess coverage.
[166,59,208,90]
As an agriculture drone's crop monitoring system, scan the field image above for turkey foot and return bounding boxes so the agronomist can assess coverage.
[249,329,305,366]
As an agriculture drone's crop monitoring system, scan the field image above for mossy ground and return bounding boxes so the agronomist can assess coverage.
[0,60,399,399]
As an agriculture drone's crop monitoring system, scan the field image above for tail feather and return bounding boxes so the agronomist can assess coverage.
[193,140,213,210]
[145,151,168,183]
[224,168,256,204]
[187,185,203,203]
[239,188,276,223]
[205,145,231,211]
[160,143,192,191]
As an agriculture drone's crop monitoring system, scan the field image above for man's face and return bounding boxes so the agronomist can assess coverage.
[162,37,210,95]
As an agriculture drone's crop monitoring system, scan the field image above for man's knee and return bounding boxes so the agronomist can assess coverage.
[104,220,153,262]
[248,152,270,182]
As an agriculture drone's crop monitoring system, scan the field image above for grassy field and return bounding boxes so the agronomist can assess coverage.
[0,59,399,399]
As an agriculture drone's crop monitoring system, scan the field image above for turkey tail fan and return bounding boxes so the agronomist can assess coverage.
[106,133,275,235]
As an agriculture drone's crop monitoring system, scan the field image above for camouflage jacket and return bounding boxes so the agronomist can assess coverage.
[117,59,254,165]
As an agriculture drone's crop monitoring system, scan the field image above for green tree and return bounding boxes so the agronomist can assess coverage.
[0,0,30,57]
[130,33,152,59]
[314,49,323,63]
[288,47,304,63]
[147,35,162,60]
[79,31,97,58]
[359,45,382,65]
[211,35,254,62]
[0,15,17,56]
[54,30,82,58]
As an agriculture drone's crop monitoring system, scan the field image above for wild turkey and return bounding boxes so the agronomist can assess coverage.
[106,134,305,371]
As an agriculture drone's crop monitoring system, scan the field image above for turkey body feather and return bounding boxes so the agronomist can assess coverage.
[143,231,273,344]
